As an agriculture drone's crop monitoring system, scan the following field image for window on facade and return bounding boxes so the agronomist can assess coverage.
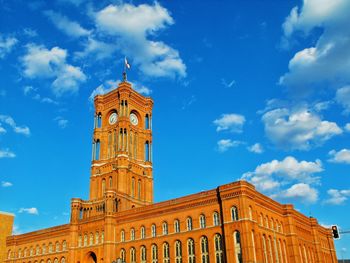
[120,249,126,261]
[251,231,257,263]
[108,132,112,158]
[18,249,22,258]
[152,244,158,263]
[61,257,66,263]
[162,222,168,235]
[89,233,94,245]
[131,228,135,240]
[163,242,170,263]
[78,235,82,247]
[151,224,157,237]
[271,219,274,230]
[49,242,53,253]
[234,231,243,263]
[30,247,33,256]
[130,247,136,263]
[23,248,27,257]
[187,217,193,231]
[97,113,102,128]
[48,259,52,263]
[141,226,145,239]
[174,219,180,233]
[95,232,99,245]
[109,176,112,188]
[131,177,135,198]
[95,140,101,160]
[200,236,209,263]
[231,206,239,221]
[200,214,206,229]
[54,258,59,263]
[101,231,105,243]
[145,114,150,129]
[121,230,125,242]
[138,179,141,200]
[249,206,253,220]
[260,213,264,226]
[265,216,269,228]
[214,234,223,263]
[187,239,195,263]
[213,212,220,226]
[175,240,182,263]
[145,141,150,161]
[36,245,40,255]
[7,250,11,259]
[62,240,67,251]
[141,246,147,263]
[56,242,60,252]
[262,235,268,263]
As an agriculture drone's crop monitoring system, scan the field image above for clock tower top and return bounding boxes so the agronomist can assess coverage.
[89,81,154,211]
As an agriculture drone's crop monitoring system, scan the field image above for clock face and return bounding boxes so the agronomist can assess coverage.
[130,113,139,126]
[109,112,118,125]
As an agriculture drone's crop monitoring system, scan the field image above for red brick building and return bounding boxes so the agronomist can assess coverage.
[5,81,337,263]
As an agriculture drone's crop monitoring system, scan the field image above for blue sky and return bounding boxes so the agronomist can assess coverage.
[1,0,350,258]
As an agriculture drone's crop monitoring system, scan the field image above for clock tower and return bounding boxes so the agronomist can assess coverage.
[89,80,153,211]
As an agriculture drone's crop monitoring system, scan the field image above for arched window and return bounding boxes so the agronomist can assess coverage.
[138,179,141,199]
[95,140,101,160]
[23,247,27,257]
[130,247,136,263]
[234,231,243,263]
[121,230,125,242]
[102,179,106,194]
[262,235,268,263]
[268,237,273,263]
[120,249,126,261]
[163,242,170,263]
[145,141,150,161]
[30,246,33,256]
[62,240,67,251]
[187,217,193,231]
[214,234,223,263]
[231,206,239,221]
[265,216,269,228]
[130,228,135,240]
[109,176,113,188]
[36,245,40,255]
[145,114,150,129]
[162,222,168,235]
[141,226,146,239]
[175,240,182,263]
[56,241,60,252]
[187,238,195,263]
[54,258,59,263]
[248,206,253,220]
[260,213,264,226]
[101,231,104,243]
[18,248,22,258]
[97,113,102,128]
[95,232,99,245]
[152,244,158,263]
[271,219,274,230]
[200,236,209,263]
[7,249,11,259]
[61,257,66,263]
[131,177,135,197]
[49,242,53,252]
[251,231,257,263]
[174,219,180,233]
[213,212,220,226]
[48,259,52,263]
[140,246,147,263]
[89,233,94,245]
[200,214,206,229]
[78,235,82,247]
[151,224,157,237]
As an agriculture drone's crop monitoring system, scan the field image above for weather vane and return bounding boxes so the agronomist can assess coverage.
[123,57,131,81]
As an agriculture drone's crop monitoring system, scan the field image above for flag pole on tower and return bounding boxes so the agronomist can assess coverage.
[123,57,131,81]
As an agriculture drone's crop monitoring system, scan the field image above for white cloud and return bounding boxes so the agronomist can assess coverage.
[335,86,350,114]
[22,44,86,96]
[45,10,91,38]
[23,28,38,38]
[345,123,350,132]
[23,85,36,96]
[0,34,18,58]
[0,149,16,158]
[275,183,318,203]
[54,116,68,129]
[213,113,245,133]
[94,2,186,78]
[262,108,342,150]
[221,78,235,88]
[242,156,323,193]
[217,139,242,153]
[0,115,30,136]
[280,0,350,95]
[248,143,264,154]
[325,189,350,205]
[328,149,350,164]
[1,181,13,187]
[0,125,6,134]
[18,207,39,215]
[74,37,116,60]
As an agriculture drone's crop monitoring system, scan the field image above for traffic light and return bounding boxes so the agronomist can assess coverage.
[331,225,340,239]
